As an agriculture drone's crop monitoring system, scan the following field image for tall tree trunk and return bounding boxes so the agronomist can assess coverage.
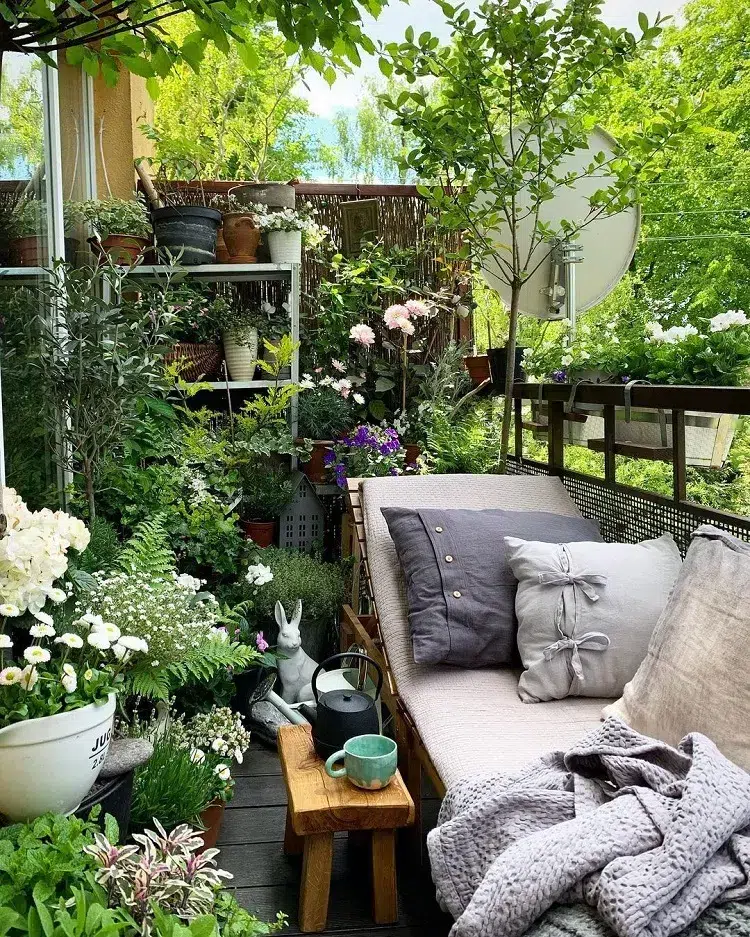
[497,280,522,473]
[83,457,96,521]
[0,47,4,103]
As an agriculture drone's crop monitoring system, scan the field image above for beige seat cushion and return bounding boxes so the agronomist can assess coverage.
[360,474,612,787]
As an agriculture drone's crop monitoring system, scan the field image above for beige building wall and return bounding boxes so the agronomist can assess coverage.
[58,61,155,200]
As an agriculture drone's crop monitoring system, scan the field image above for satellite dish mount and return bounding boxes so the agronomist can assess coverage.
[546,239,583,329]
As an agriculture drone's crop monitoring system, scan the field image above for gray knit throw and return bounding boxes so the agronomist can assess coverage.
[528,903,750,937]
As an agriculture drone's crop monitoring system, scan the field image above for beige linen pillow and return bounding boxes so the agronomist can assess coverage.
[604,525,750,772]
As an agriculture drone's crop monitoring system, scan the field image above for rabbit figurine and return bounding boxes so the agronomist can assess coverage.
[275,600,318,703]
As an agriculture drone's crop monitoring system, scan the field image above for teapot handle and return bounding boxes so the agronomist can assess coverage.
[311,652,384,703]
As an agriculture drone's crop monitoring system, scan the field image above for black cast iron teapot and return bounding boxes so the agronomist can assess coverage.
[310,652,383,760]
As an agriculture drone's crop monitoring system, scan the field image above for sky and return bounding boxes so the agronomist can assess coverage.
[300,0,686,117]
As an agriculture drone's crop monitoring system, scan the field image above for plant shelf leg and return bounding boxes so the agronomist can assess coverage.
[299,831,333,932]
[371,829,398,925]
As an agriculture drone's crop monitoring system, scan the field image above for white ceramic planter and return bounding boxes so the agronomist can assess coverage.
[0,694,116,821]
[222,327,259,381]
[268,229,302,264]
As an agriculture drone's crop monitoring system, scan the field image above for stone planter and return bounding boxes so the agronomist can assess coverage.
[0,694,116,821]
[267,229,302,264]
[222,327,259,381]
[231,182,296,211]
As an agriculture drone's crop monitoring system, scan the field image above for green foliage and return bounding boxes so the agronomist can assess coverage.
[423,400,501,474]
[115,515,176,576]
[0,59,42,175]
[69,519,122,575]
[78,198,151,240]
[128,639,262,702]
[1,0,386,90]
[380,0,692,466]
[297,386,353,439]
[241,467,294,522]
[129,733,219,832]
[239,547,344,628]
[0,813,100,911]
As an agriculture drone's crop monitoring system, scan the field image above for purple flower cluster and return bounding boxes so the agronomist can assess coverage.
[551,369,567,383]
[327,424,404,489]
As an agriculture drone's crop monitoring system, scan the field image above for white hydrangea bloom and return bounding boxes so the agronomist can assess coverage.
[709,310,749,332]
[245,563,274,587]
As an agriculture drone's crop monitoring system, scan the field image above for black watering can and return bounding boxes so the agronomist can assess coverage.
[310,652,383,760]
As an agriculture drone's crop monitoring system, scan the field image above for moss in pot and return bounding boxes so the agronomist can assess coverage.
[240,466,295,547]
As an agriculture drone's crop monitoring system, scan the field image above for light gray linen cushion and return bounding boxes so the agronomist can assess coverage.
[506,533,682,703]
[381,506,601,666]
[360,474,612,786]
[605,525,750,772]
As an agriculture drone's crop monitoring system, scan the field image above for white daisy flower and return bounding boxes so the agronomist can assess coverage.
[61,663,77,693]
[18,665,39,690]
[190,748,206,765]
[0,634,13,649]
[0,604,21,617]
[214,764,231,782]
[47,588,68,604]
[87,633,111,651]
[30,623,56,638]
[33,611,54,627]
[117,635,148,653]
[54,633,84,649]
[0,666,22,686]
[23,646,51,664]
[91,621,121,642]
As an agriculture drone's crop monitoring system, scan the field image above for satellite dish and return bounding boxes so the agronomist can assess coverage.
[479,125,640,322]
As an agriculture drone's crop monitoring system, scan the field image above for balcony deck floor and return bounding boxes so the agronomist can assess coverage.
[218,743,452,937]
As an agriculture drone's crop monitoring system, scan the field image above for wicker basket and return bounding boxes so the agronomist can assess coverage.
[164,343,222,382]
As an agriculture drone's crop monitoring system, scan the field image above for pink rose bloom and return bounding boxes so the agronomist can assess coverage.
[349,323,376,346]
[405,299,430,317]
[384,304,410,329]
[256,631,269,653]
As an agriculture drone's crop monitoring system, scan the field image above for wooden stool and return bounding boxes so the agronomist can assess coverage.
[278,724,415,933]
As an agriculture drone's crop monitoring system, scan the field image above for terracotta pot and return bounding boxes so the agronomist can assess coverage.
[90,234,149,265]
[241,519,275,547]
[216,227,230,263]
[298,440,334,484]
[198,799,225,852]
[463,354,491,386]
[222,212,261,263]
[164,342,222,382]
[404,444,421,465]
[10,236,79,266]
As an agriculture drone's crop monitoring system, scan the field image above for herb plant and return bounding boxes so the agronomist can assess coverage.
[297,385,354,439]
[241,467,294,522]
[78,198,151,240]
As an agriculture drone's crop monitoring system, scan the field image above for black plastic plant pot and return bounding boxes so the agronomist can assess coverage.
[488,344,527,393]
[151,206,222,265]
[75,770,134,836]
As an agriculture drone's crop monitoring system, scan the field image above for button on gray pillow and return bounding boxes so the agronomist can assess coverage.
[381,507,602,667]
[505,534,682,702]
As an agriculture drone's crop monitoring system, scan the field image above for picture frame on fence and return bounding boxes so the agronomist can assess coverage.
[340,199,380,256]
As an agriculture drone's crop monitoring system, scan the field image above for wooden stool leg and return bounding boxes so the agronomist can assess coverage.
[283,808,303,856]
[371,829,398,924]
[299,832,333,932]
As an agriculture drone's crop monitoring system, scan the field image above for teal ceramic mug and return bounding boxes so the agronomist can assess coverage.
[324,734,398,790]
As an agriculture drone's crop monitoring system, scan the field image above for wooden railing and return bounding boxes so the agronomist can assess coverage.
[513,383,750,517]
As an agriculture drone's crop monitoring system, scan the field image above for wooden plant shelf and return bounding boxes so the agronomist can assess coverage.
[587,438,673,462]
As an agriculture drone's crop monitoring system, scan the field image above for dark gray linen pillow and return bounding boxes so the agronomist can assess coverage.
[381,507,602,667]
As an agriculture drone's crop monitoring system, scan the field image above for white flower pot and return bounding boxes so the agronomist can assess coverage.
[268,229,302,264]
[222,327,259,381]
[0,694,116,821]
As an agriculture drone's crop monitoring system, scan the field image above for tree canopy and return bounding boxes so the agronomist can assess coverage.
[143,21,316,181]
[0,0,386,90]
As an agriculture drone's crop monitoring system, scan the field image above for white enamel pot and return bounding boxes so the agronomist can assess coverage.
[0,693,116,821]
[268,229,302,264]
[222,326,259,381]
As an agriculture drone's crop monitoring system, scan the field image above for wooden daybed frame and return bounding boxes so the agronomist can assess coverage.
[339,383,750,839]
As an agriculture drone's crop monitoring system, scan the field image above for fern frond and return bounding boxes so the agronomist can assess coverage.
[127,640,262,700]
[116,514,176,576]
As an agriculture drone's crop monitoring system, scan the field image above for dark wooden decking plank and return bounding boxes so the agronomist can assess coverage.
[229,773,288,808]
[233,744,283,777]
[218,805,288,844]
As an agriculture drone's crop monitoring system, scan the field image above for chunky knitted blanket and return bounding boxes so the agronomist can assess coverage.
[527,903,750,937]
[427,719,750,937]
